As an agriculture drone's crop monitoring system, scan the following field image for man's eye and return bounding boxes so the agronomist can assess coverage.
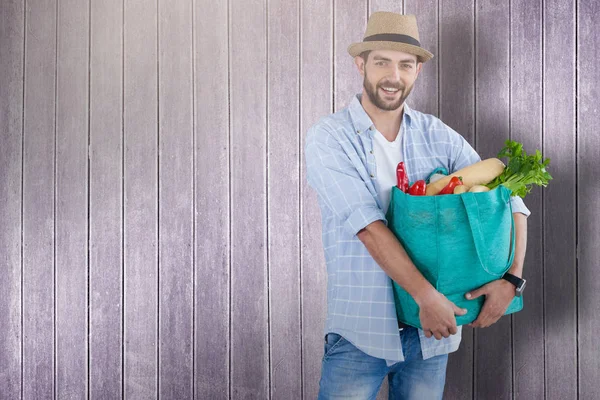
[376,62,385,66]
[402,64,412,69]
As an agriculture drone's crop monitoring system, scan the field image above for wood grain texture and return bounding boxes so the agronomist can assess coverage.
[55,0,89,398]
[300,0,333,398]
[439,0,475,140]
[22,0,56,398]
[334,0,365,111]
[194,0,230,398]
[543,1,578,399]
[89,0,123,397]
[267,0,302,398]
[0,0,24,397]
[0,2,593,399]
[229,0,269,397]
[510,0,545,399]
[404,0,439,116]
[123,0,158,398]
[158,0,194,398]
[474,1,513,399]
[439,1,476,398]
[578,1,600,399]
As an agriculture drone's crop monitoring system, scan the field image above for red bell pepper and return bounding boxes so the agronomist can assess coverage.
[396,162,409,193]
[438,176,463,195]
[408,180,427,196]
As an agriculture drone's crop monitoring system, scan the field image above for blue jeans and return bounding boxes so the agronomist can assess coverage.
[318,327,448,400]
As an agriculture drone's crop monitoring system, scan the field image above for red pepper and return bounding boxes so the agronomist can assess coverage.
[438,176,463,195]
[396,162,409,193]
[408,180,427,196]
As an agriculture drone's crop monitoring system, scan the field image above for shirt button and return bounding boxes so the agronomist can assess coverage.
[356,130,361,134]
[370,150,373,154]
[370,174,375,178]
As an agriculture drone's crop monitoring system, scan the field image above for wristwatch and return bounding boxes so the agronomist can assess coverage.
[502,272,526,297]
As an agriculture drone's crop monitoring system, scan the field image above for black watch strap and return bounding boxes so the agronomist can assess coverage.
[502,272,523,287]
[502,272,526,297]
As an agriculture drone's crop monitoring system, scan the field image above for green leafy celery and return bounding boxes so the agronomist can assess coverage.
[485,140,553,198]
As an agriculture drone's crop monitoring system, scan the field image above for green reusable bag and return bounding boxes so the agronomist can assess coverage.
[386,182,523,329]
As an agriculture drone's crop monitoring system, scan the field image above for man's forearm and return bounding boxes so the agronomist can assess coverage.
[507,212,528,278]
[357,220,434,305]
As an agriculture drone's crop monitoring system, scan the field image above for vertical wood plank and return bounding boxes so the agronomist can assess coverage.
[194,0,230,398]
[403,0,439,116]
[440,0,475,141]
[158,0,194,398]
[474,1,512,399]
[300,0,333,398]
[334,0,366,111]
[230,0,269,396]
[543,0,577,398]
[55,0,89,398]
[123,0,158,397]
[89,0,123,397]
[0,0,24,397]
[510,0,545,399]
[578,0,600,398]
[267,0,302,398]
[22,0,57,397]
[439,1,476,398]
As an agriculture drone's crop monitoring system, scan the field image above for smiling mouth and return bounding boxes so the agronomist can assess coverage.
[380,86,401,96]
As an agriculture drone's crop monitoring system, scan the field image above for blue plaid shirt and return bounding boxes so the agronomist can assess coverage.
[305,94,530,365]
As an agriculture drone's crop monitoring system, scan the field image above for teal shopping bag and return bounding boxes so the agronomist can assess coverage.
[386,184,522,328]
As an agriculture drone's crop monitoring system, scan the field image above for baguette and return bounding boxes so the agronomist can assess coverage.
[425,158,505,196]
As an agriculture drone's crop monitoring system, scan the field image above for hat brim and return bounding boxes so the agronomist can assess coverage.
[347,41,434,62]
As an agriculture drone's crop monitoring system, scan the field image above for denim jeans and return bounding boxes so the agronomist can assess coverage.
[318,327,448,400]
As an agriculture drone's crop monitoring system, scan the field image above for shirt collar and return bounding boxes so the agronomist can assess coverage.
[348,93,414,135]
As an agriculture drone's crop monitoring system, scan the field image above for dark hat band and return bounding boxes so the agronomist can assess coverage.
[363,33,421,47]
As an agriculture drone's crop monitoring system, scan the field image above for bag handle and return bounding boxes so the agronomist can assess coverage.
[460,190,516,277]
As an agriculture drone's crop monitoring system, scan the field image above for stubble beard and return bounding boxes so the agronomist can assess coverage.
[363,68,414,111]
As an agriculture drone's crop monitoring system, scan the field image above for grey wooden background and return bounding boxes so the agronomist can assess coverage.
[0,0,598,399]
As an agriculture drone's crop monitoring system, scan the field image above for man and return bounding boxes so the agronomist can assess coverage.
[305,12,530,399]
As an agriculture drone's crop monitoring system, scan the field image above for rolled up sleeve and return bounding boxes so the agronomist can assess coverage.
[509,196,531,217]
[305,125,386,236]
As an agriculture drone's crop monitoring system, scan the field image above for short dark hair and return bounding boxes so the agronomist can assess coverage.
[359,50,372,62]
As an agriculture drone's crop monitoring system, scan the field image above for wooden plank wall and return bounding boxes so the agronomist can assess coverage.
[0,0,597,399]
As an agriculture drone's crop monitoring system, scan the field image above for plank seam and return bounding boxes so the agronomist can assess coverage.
[21,1,27,398]
[574,0,579,397]
[156,0,161,395]
[298,0,303,397]
[508,2,515,399]
[473,1,477,398]
[541,0,546,397]
[332,0,335,113]
[227,0,232,397]
[266,0,271,387]
[54,0,59,397]
[191,0,197,396]
[86,0,91,397]
[121,0,125,396]
[437,0,440,118]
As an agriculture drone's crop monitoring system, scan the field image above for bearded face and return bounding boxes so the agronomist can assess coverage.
[359,50,420,111]
[362,64,416,111]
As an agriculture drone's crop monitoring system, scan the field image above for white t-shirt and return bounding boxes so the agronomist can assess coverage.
[372,127,403,215]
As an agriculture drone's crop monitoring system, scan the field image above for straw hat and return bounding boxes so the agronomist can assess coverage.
[347,12,433,62]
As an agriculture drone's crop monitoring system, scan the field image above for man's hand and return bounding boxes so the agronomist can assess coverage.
[466,279,516,328]
[417,289,467,340]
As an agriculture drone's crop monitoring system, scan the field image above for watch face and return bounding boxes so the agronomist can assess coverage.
[516,279,526,296]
